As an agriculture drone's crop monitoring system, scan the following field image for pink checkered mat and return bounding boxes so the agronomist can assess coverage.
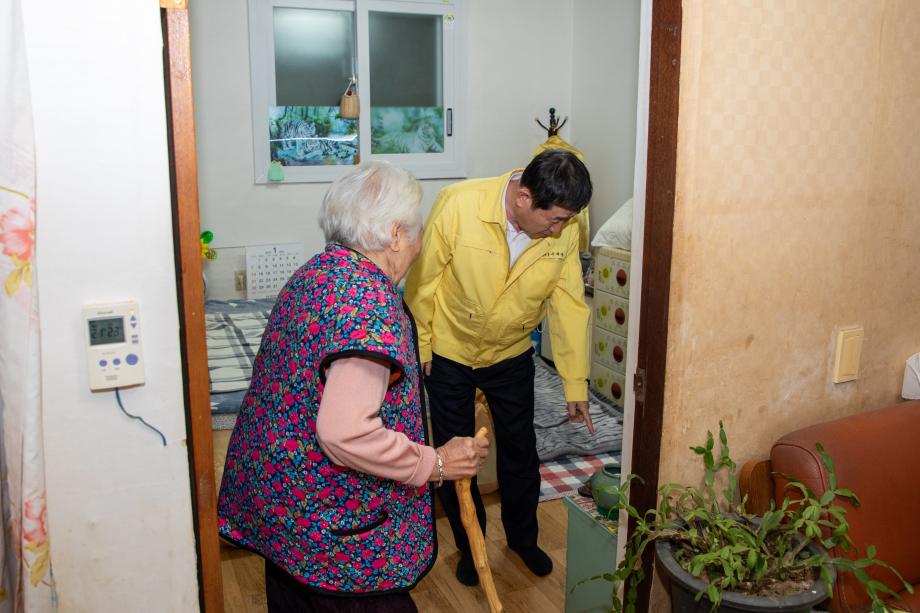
[539,452,621,502]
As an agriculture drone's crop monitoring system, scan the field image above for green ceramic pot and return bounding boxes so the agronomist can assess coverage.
[590,463,622,517]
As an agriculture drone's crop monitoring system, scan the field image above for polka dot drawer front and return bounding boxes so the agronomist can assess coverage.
[594,247,630,299]
[594,291,629,337]
[589,247,631,403]
[591,362,626,405]
[592,327,627,375]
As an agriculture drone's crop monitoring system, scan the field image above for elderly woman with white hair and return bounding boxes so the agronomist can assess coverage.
[217,162,489,613]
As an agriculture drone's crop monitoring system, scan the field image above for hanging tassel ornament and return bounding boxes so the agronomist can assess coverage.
[340,77,359,119]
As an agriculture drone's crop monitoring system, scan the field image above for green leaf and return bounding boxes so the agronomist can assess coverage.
[689,558,705,576]
[758,510,782,534]
[746,549,757,569]
[866,579,899,599]
[817,442,834,472]
[707,583,719,605]
[834,487,859,502]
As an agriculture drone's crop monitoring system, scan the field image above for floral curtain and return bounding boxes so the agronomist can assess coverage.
[0,0,55,610]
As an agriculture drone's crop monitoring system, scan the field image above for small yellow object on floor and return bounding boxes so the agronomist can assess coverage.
[457,427,503,613]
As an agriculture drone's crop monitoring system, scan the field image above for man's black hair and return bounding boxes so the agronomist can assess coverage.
[520,149,592,212]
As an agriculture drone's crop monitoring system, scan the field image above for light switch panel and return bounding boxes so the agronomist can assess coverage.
[833,326,864,383]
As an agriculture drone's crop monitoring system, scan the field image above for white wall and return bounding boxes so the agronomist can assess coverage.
[572,0,641,235]
[23,2,200,611]
[191,0,576,298]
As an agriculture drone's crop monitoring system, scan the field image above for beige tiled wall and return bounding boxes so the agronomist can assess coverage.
[652,1,920,607]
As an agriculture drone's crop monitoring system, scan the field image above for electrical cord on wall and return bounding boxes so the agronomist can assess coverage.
[114,387,166,446]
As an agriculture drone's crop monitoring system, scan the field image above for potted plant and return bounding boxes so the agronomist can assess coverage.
[584,423,913,613]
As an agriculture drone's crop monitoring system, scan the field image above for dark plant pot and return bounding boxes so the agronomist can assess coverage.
[655,538,835,613]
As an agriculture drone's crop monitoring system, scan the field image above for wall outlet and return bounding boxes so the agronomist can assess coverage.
[234,271,246,292]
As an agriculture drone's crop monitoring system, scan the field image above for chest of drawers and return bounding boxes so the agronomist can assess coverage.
[590,247,630,405]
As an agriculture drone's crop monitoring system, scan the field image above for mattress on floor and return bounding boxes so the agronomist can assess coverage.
[533,356,624,461]
[206,298,275,428]
[205,301,625,453]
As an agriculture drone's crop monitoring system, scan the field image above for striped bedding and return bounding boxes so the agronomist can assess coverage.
[205,299,274,420]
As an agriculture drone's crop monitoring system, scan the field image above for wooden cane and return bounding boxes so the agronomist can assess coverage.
[456,427,503,612]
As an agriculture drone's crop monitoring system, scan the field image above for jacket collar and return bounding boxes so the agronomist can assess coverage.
[473,170,574,287]
[478,169,524,230]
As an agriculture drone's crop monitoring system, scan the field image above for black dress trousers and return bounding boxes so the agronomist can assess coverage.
[425,348,539,554]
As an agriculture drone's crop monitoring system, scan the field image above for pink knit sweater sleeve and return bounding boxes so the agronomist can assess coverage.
[315,356,436,487]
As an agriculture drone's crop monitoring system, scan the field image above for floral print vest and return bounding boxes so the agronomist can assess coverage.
[217,244,435,594]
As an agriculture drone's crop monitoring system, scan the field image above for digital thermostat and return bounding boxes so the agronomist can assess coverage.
[82,301,145,390]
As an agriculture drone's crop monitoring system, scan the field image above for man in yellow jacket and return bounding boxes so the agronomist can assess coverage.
[405,150,594,586]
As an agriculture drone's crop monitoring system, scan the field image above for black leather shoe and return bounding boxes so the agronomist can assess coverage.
[455,551,479,586]
[510,545,553,576]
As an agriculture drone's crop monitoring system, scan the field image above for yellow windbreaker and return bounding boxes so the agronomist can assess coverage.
[404,171,590,401]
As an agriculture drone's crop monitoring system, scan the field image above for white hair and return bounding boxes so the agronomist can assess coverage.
[319,161,423,251]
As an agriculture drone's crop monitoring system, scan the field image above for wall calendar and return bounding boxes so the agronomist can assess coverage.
[245,243,305,299]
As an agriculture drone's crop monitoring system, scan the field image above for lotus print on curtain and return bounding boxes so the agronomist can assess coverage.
[0,0,55,610]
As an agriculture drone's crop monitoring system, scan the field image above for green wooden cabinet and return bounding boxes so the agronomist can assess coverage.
[564,496,619,613]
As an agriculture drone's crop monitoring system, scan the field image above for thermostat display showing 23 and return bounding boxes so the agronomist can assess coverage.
[88,317,125,345]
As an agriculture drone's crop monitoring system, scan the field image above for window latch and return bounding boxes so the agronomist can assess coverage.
[447,108,453,137]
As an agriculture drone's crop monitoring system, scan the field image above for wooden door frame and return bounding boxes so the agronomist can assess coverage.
[165,0,681,610]
[162,3,225,612]
[629,0,682,610]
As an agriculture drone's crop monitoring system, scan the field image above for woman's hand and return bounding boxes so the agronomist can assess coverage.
[433,436,491,481]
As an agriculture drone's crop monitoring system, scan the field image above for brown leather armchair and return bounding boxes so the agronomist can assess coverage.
[740,400,920,612]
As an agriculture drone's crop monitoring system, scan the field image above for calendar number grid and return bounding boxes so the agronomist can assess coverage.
[245,243,306,299]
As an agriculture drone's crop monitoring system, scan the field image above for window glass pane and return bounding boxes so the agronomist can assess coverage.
[369,12,444,154]
[270,9,357,166]
[273,7,355,106]
[269,106,358,166]
[368,12,441,106]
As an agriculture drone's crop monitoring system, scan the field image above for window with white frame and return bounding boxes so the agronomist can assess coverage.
[248,0,466,183]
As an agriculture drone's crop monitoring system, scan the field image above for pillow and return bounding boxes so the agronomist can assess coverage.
[904,353,920,400]
[591,197,633,249]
